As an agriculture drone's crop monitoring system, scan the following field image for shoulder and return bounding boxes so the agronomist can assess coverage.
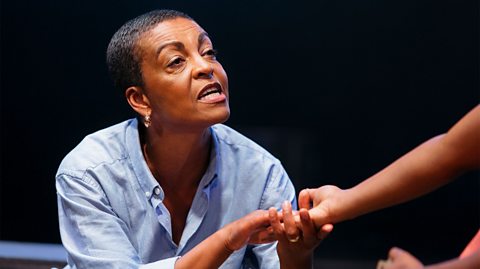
[212,124,277,157]
[211,125,295,210]
[211,124,280,165]
[56,119,135,178]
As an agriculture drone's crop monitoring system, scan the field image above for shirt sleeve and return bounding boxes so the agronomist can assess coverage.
[258,160,297,211]
[56,172,179,269]
[255,161,297,269]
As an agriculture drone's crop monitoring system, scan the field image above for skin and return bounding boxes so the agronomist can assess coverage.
[177,210,276,269]
[269,202,333,269]
[378,247,480,269]
[299,105,480,269]
[124,17,275,268]
[126,17,230,245]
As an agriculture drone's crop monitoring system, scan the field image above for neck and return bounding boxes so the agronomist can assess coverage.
[142,126,212,190]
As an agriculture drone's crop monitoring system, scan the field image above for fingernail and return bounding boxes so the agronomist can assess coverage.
[269,208,275,218]
[300,210,309,221]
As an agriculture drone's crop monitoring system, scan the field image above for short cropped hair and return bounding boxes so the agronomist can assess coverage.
[106,9,192,92]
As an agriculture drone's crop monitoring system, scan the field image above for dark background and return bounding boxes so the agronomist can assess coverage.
[1,0,478,265]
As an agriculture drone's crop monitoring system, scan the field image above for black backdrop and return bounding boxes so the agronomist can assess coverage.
[1,0,478,264]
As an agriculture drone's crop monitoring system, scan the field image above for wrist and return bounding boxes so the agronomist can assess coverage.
[215,227,236,255]
[338,188,362,221]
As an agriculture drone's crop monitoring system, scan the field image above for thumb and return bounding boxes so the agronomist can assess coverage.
[317,223,334,240]
[298,188,313,209]
[308,206,330,227]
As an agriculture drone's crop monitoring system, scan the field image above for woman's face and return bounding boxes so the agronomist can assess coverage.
[138,18,230,131]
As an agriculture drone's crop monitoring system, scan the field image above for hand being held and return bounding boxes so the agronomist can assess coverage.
[299,185,346,227]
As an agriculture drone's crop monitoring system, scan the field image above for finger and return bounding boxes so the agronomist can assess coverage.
[276,210,303,229]
[387,246,424,268]
[282,201,300,242]
[298,189,313,209]
[388,247,404,261]
[276,211,284,222]
[298,208,317,245]
[250,227,276,244]
[376,259,388,269]
[316,223,333,240]
[243,211,271,236]
[269,207,285,240]
[253,210,271,226]
[299,209,315,236]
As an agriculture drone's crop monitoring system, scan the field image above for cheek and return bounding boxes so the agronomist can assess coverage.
[216,65,229,92]
[148,83,186,113]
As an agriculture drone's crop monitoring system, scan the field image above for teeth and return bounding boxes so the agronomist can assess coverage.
[205,87,218,94]
[200,87,220,99]
[200,92,220,100]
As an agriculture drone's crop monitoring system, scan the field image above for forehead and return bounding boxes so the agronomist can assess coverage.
[138,18,208,51]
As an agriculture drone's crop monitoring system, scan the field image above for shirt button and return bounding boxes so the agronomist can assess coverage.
[145,191,150,197]
[154,187,161,195]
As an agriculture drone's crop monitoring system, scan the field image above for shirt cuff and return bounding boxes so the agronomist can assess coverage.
[139,256,180,269]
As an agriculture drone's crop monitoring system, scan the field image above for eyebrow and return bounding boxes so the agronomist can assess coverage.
[155,31,211,57]
[198,32,210,47]
[156,41,185,57]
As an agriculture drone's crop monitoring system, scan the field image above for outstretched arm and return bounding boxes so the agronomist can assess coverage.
[301,105,480,225]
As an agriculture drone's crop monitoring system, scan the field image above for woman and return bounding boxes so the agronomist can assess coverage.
[56,9,319,269]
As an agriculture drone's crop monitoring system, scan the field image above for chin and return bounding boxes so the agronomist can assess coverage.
[195,105,230,128]
[213,110,230,124]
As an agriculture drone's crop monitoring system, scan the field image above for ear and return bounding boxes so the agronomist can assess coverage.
[125,86,151,116]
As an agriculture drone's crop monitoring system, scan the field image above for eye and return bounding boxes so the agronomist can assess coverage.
[203,49,217,59]
[167,57,185,68]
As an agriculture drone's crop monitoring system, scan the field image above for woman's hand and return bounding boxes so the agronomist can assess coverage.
[377,247,424,269]
[269,201,333,269]
[221,210,275,252]
[175,210,275,269]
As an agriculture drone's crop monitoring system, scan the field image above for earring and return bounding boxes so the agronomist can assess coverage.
[144,112,151,128]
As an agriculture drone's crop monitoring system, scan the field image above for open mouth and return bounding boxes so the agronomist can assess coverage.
[198,83,224,101]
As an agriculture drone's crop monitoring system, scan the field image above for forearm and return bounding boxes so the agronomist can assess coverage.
[174,229,233,269]
[333,106,480,222]
[339,135,459,221]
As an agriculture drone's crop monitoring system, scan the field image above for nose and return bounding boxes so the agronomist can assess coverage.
[192,56,214,79]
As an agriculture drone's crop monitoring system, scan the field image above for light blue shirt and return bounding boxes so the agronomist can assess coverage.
[56,119,296,269]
